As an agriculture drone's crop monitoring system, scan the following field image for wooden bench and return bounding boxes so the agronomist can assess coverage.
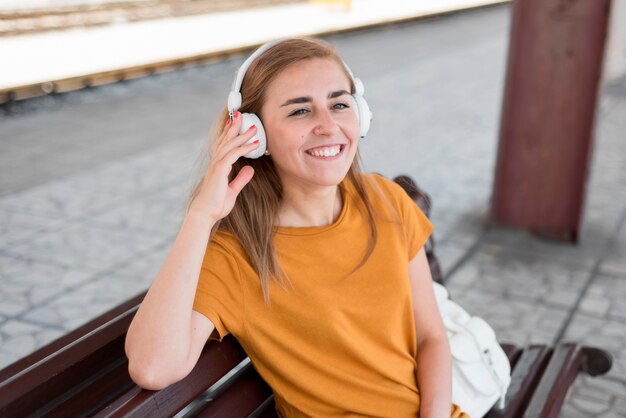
[0,302,613,418]
[0,176,613,417]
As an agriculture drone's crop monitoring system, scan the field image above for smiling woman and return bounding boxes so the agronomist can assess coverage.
[261,58,360,206]
[124,38,468,418]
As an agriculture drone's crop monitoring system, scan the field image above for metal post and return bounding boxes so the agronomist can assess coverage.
[489,0,612,242]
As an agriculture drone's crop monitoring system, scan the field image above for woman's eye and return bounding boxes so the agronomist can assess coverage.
[333,102,350,110]
[288,108,309,117]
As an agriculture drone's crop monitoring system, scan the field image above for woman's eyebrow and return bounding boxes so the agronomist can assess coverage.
[281,96,311,107]
[328,90,350,99]
[280,90,351,107]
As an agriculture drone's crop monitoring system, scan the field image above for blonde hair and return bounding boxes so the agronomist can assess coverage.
[185,38,378,302]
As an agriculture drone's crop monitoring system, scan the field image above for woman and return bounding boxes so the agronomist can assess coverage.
[125,38,467,418]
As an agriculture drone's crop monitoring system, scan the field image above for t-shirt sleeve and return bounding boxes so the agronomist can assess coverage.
[402,192,434,260]
[378,175,434,260]
[192,239,243,341]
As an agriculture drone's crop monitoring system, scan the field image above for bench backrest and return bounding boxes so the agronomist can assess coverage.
[0,294,276,417]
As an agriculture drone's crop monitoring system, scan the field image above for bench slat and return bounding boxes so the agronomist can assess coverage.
[522,343,581,418]
[248,396,278,418]
[0,293,145,384]
[43,352,133,418]
[194,364,273,417]
[485,345,551,418]
[0,308,137,417]
[93,335,247,417]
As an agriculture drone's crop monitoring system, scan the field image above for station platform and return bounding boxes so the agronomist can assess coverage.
[0,1,625,416]
[0,0,506,91]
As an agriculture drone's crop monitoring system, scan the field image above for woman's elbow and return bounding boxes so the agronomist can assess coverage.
[127,358,173,390]
[127,353,193,391]
[125,340,179,389]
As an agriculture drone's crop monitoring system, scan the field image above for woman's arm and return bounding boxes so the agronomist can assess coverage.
[125,112,260,390]
[409,247,452,418]
[125,211,217,390]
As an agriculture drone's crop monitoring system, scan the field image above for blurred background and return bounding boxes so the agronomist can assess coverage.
[0,0,625,415]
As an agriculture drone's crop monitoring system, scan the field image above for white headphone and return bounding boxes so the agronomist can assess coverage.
[227,39,373,159]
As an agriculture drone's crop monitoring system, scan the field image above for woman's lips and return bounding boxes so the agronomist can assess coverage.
[305,144,344,158]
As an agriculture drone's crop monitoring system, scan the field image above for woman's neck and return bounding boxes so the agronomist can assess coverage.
[277,183,343,228]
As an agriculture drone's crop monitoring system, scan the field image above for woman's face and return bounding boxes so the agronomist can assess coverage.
[260,57,360,191]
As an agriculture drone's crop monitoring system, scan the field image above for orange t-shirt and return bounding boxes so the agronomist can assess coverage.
[193,174,465,417]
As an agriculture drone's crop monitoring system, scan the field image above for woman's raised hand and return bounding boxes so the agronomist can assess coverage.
[190,111,260,221]
[127,113,259,389]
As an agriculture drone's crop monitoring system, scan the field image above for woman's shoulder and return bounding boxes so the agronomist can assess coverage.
[355,172,429,224]
[357,172,409,202]
[204,229,247,264]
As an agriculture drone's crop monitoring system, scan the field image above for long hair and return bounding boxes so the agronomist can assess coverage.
[185,38,378,302]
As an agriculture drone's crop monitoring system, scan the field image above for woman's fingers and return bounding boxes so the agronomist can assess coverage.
[229,165,255,196]
[223,111,242,139]
[215,124,259,161]
[222,139,261,167]
[221,111,245,141]
[211,111,242,153]
[207,139,259,183]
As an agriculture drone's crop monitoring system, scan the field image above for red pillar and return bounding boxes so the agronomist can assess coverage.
[489,0,612,242]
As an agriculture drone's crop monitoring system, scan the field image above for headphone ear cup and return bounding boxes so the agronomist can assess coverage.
[239,113,267,159]
[352,94,372,139]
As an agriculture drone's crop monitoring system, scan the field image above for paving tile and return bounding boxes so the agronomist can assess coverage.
[577,275,626,322]
[564,375,626,418]
[614,397,626,416]
[569,395,611,416]
[0,291,26,317]
[0,319,66,369]
[435,211,486,248]
[434,241,468,278]
[584,186,626,218]
[115,243,172,283]
[580,294,612,317]
[21,272,154,333]
[0,177,130,219]
[445,282,570,347]
[5,221,165,270]
[0,351,18,372]
[563,313,626,381]
[86,193,185,236]
[5,140,193,204]
[581,275,626,326]
[0,253,99,317]
[601,257,626,278]
[106,140,198,178]
[482,228,601,269]
[447,243,591,310]
[585,376,626,400]
[579,210,623,252]
[558,402,590,418]
[596,411,625,418]
[0,209,68,248]
[66,146,192,197]
[573,382,614,405]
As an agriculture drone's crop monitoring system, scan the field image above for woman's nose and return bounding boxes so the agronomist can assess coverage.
[312,108,338,136]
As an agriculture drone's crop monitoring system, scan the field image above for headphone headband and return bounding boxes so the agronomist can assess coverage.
[227,39,364,114]
[231,40,282,94]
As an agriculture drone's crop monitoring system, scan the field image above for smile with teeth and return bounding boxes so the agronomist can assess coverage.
[306,145,343,158]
